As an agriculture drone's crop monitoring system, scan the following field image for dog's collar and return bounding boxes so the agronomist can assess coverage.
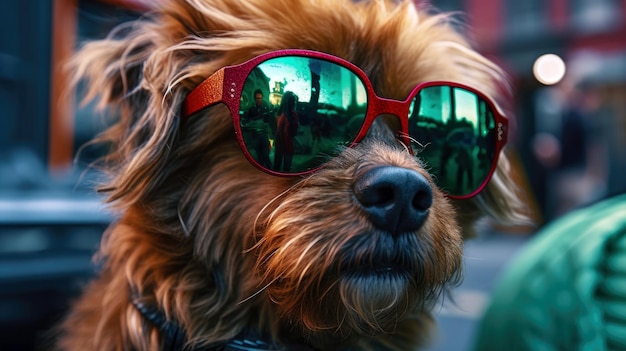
[131,296,317,351]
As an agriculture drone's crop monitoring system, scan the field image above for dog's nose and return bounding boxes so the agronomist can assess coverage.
[353,166,432,235]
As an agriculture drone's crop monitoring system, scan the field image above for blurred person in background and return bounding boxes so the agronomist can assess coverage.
[532,79,608,221]
[598,83,626,199]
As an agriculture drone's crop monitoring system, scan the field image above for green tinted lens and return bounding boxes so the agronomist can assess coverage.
[239,56,367,173]
[408,86,497,196]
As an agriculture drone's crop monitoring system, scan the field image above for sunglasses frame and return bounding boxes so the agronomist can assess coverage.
[183,49,508,199]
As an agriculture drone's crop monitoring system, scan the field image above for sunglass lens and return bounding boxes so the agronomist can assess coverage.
[408,86,497,196]
[239,56,367,173]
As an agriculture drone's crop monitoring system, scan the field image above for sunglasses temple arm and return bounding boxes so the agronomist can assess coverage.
[499,118,508,145]
[182,68,226,118]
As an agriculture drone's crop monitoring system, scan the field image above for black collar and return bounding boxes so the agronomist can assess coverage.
[131,297,316,351]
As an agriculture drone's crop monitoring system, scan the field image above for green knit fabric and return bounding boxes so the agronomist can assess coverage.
[473,194,626,351]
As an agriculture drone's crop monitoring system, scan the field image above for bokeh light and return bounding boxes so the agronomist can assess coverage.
[533,54,567,85]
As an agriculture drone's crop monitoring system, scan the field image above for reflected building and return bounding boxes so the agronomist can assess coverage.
[269,80,286,107]
[346,74,362,115]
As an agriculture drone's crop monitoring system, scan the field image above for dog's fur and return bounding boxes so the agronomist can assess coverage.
[56,0,527,350]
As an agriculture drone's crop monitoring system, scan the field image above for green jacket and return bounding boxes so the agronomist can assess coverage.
[473,194,626,351]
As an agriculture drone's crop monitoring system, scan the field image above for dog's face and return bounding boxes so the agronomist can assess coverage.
[72,0,524,348]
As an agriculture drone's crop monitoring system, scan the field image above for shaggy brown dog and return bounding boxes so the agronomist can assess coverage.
[56,0,526,350]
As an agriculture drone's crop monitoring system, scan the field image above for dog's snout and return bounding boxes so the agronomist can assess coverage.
[353,166,432,235]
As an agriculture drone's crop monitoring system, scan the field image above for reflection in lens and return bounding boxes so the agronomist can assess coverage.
[408,86,496,196]
[239,56,367,173]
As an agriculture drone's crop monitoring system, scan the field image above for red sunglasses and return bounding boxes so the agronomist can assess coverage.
[183,49,508,199]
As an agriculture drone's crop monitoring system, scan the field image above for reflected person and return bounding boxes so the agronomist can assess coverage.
[274,91,299,172]
[242,89,272,168]
[441,120,475,194]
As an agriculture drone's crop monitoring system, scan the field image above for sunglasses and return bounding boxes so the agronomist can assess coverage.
[183,49,507,199]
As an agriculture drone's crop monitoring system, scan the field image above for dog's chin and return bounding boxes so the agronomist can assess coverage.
[339,252,417,300]
[316,232,428,335]
[328,268,417,336]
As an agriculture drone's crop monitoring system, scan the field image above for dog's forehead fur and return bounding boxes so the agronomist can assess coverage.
[163,0,505,99]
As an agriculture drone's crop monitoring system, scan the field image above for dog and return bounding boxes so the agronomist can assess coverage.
[56,0,527,350]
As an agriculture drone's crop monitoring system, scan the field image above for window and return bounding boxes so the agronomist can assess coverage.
[572,0,621,33]
[430,0,465,12]
[505,0,548,38]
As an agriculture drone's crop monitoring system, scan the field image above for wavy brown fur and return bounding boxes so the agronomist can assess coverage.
[56,0,528,350]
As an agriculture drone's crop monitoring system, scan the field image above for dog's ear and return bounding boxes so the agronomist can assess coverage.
[478,151,533,228]
[70,9,203,210]
[475,81,534,231]
[70,0,284,211]
[452,153,532,237]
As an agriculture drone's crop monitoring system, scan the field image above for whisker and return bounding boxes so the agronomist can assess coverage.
[397,131,429,151]
[237,276,281,305]
[177,203,191,237]
[245,181,303,253]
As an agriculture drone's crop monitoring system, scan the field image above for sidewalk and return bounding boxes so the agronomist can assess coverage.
[427,228,532,351]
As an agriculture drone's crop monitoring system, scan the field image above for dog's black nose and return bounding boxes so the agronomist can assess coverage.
[353,166,432,235]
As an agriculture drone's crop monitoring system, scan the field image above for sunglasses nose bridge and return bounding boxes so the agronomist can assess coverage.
[357,97,413,151]
[369,97,411,132]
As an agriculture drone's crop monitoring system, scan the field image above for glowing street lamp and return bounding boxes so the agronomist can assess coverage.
[533,54,567,85]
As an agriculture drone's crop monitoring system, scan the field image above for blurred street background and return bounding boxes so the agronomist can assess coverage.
[427,227,531,351]
[1,0,625,350]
